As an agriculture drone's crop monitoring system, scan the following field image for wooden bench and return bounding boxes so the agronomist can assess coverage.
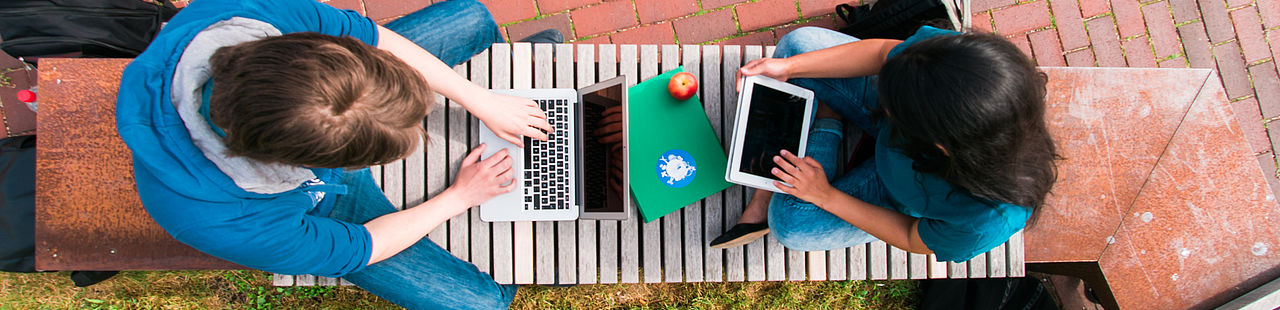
[35,43,1025,286]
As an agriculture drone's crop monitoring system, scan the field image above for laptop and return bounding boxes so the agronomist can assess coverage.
[478,76,633,222]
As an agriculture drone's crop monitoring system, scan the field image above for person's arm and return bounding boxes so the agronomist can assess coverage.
[770,150,932,254]
[375,26,552,147]
[363,144,516,264]
[735,39,902,91]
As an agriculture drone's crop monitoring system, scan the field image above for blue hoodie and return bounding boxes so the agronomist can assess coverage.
[116,0,379,277]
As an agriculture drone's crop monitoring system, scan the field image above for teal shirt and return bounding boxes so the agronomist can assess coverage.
[875,27,1032,262]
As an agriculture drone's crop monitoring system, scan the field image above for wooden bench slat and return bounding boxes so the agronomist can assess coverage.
[272,273,294,286]
[317,276,338,286]
[532,43,557,285]
[512,42,536,285]
[570,44,595,285]
[618,44,642,284]
[988,243,1007,277]
[423,65,445,248]
[1008,230,1025,277]
[468,49,493,274]
[660,45,686,283]
[949,261,969,279]
[928,253,948,279]
[869,241,888,280]
[849,245,867,280]
[447,63,471,261]
[681,45,706,283]
[596,44,621,284]
[720,45,746,282]
[638,44,664,284]
[889,247,908,279]
[295,274,316,286]
[969,252,988,278]
[489,43,515,284]
[739,45,769,283]
[700,45,726,283]
[909,253,929,279]
[369,165,382,188]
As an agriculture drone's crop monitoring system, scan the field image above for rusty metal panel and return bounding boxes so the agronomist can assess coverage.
[35,58,243,270]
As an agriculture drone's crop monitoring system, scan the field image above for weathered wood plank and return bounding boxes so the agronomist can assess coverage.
[700,44,725,283]
[909,253,929,279]
[468,49,492,274]
[511,42,536,285]
[532,43,557,285]
[849,244,867,280]
[741,45,769,282]
[808,251,827,281]
[929,253,948,279]
[596,44,621,284]
[448,62,471,261]
[272,273,294,286]
[422,64,442,244]
[563,43,586,285]
[639,44,663,283]
[369,165,382,188]
[1008,230,1025,277]
[890,247,908,279]
[660,44,685,283]
[317,277,338,287]
[489,43,515,284]
[869,241,888,280]
[618,44,641,284]
[828,248,847,281]
[295,274,315,286]
[384,161,404,211]
[339,278,354,286]
[988,243,1008,278]
[721,45,745,282]
[681,45,705,283]
[969,252,988,278]
[949,261,969,279]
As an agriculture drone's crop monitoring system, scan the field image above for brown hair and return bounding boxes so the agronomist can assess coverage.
[209,32,432,168]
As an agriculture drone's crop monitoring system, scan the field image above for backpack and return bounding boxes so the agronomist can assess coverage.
[836,0,963,40]
[0,0,179,58]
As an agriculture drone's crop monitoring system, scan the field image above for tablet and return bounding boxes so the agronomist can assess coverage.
[725,75,815,193]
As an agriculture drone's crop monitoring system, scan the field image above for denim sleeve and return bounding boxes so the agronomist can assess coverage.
[172,201,373,277]
[915,203,1028,262]
[242,0,380,45]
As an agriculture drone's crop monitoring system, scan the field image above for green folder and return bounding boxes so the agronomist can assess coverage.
[629,67,733,222]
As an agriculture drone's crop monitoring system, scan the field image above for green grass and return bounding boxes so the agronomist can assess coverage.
[1,271,918,309]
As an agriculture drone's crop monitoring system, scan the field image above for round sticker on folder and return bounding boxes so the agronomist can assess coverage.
[656,149,697,188]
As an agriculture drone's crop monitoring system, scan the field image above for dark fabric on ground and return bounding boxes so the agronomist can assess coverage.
[919,277,1058,310]
[0,135,36,273]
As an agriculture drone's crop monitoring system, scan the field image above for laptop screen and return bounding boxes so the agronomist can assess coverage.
[581,83,625,213]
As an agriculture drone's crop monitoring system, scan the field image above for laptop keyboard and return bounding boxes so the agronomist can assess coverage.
[522,98,572,211]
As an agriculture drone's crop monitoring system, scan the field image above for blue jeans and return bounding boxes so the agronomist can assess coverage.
[384,0,505,67]
[765,27,897,251]
[334,2,515,309]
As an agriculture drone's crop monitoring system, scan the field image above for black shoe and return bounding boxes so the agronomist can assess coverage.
[709,222,770,249]
[516,29,564,44]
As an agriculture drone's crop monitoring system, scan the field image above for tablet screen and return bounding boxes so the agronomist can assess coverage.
[738,83,808,180]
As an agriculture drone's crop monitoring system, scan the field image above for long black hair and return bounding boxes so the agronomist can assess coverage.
[877,32,1059,216]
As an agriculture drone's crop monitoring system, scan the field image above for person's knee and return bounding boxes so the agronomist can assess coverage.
[448,0,501,42]
[775,27,835,58]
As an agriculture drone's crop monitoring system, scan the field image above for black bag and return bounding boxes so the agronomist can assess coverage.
[836,0,952,40]
[0,0,179,58]
[919,277,1059,310]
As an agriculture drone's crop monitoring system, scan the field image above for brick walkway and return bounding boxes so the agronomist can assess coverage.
[170,0,1280,190]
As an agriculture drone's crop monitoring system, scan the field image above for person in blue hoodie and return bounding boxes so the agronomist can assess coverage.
[116,0,549,308]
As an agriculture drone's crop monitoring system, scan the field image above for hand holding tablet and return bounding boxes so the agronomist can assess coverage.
[724,75,816,193]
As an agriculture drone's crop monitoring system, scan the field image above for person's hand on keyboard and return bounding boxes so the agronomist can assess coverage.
[444,144,516,207]
[471,92,552,148]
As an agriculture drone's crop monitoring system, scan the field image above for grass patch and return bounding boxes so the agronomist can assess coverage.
[3,271,918,309]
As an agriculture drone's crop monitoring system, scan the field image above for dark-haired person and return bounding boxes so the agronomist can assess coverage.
[709,26,1058,265]
[116,0,552,308]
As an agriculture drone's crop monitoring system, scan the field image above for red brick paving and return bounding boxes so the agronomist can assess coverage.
[322,0,1280,197]
[1142,1,1182,59]
[1008,34,1034,59]
[1029,29,1067,66]
[634,0,698,24]
[992,0,1053,35]
[570,1,638,37]
[673,8,739,44]
[735,0,802,32]
[1086,16,1127,66]
[506,13,575,42]
[611,22,678,44]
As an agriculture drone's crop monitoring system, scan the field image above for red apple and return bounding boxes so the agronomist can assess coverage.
[668,72,698,101]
